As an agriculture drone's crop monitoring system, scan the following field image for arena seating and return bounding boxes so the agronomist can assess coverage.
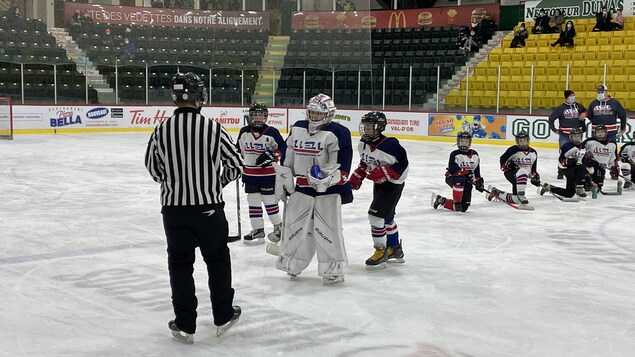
[446,17,635,111]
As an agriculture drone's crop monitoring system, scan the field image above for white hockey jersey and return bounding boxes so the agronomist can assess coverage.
[583,138,617,168]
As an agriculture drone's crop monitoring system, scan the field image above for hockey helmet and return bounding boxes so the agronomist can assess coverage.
[515,130,530,150]
[457,130,472,152]
[306,93,336,134]
[593,124,607,141]
[360,111,387,144]
[247,102,268,129]
[171,72,207,107]
[569,128,583,145]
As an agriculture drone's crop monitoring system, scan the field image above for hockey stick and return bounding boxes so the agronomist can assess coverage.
[619,174,633,185]
[536,185,581,202]
[228,179,241,242]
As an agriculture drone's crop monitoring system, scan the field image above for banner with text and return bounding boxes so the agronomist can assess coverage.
[506,115,635,143]
[64,3,269,29]
[524,0,627,22]
[292,4,499,30]
[429,113,507,139]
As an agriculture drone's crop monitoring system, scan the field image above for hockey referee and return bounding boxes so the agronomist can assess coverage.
[145,72,243,343]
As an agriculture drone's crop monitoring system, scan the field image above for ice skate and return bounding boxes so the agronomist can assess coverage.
[267,223,282,243]
[287,272,300,280]
[486,185,503,201]
[431,193,446,209]
[539,183,551,196]
[243,228,265,245]
[575,185,587,198]
[216,306,241,337]
[365,246,388,270]
[323,275,344,285]
[517,192,529,205]
[387,241,405,264]
[168,320,194,344]
[624,180,632,190]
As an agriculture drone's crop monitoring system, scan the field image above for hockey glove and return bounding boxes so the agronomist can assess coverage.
[348,164,367,190]
[620,151,632,164]
[506,161,519,171]
[566,156,578,167]
[306,164,342,193]
[255,150,277,168]
[367,166,400,184]
[474,177,484,192]
[582,151,596,167]
[530,172,541,187]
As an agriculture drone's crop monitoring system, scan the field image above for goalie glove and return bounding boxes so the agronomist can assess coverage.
[348,163,367,190]
[255,150,277,168]
[306,164,341,193]
[530,172,541,187]
[474,177,484,192]
[367,165,400,184]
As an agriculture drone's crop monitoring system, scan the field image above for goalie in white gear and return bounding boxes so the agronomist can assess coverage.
[275,93,353,285]
[349,112,409,269]
[236,103,286,245]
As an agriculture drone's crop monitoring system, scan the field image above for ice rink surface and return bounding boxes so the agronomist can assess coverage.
[1,133,634,357]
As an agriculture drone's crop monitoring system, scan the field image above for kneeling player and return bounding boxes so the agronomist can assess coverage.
[619,133,635,190]
[581,124,618,194]
[432,131,484,212]
[349,112,409,270]
[236,103,286,245]
[487,131,540,207]
[275,94,353,285]
[540,128,587,198]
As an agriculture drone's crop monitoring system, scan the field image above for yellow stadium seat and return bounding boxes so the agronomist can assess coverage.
[625,36,635,45]
[625,21,635,31]
[609,36,624,45]
[596,36,610,46]
[610,45,626,59]
[500,53,512,62]
[546,51,559,61]
[570,51,584,60]
[584,37,597,46]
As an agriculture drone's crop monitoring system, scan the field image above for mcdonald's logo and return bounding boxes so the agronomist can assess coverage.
[388,11,407,28]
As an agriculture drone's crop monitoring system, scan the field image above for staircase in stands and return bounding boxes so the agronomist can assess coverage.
[252,36,289,106]
[422,31,510,110]
[48,27,117,104]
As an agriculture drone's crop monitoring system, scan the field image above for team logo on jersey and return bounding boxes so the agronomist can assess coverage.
[591,146,611,157]
[292,139,323,154]
[593,105,614,116]
[360,152,380,167]
[563,108,580,119]
[244,141,268,153]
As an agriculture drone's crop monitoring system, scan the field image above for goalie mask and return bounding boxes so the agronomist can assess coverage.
[247,102,268,130]
[360,111,387,144]
[515,130,530,150]
[306,93,336,134]
[457,130,472,152]
[569,128,583,145]
[593,124,607,141]
[171,72,207,109]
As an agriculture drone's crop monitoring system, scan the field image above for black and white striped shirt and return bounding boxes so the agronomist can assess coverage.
[145,107,243,206]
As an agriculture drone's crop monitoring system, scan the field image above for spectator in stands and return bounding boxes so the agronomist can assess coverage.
[460,28,481,53]
[611,9,624,30]
[202,0,220,10]
[552,21,576,47]
[510,23,528,48]
[593,7,612,31]
[341,0,356,11]
[9,6,24,29]
[151,0,165,7]
[228,0,240,10]
[549,9,565,33]
[120,38,137,61]
[124,27,136,42]
[476,12,496,43]
[532,9,550,34]
[103,27,115,48]
[81,10,94,28]
[69,10,82,29]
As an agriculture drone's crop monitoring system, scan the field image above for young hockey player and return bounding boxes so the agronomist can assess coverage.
[619,133,635,190]
[580,124,618,194]
[275,94,353,285]
[548,89,587,179]
[348,112,409,270]
[486,131,539,208]
[540,128,587,199]
[432,131,485,212]
[236,103,286,245]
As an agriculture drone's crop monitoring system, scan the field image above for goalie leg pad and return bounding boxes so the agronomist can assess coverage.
[313,194,348,277]
[275,192,316,275]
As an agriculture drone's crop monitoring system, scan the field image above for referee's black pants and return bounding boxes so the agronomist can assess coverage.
[161,203,235,334]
